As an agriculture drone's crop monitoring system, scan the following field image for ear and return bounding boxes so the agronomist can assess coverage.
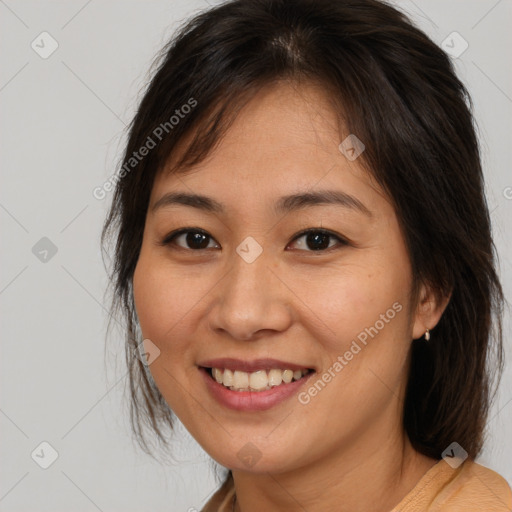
[411,281,451,340]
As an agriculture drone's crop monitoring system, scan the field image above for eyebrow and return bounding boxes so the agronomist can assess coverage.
[151,190,372,217]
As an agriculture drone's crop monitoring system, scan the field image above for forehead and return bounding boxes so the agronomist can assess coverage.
[151,81,385,212]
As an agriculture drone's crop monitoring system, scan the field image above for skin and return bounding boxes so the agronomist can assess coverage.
[132,81,449,512]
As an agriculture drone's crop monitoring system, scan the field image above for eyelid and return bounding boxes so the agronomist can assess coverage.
[158,227,219,248]
[159,227,350,251]
[288,228,350,251]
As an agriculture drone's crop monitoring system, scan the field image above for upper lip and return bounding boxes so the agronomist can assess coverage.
[198,358,315,373]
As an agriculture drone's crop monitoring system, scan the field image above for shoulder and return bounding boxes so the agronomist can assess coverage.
[440,460,512,511]
[201,462,512,511]
[393,459,512,512]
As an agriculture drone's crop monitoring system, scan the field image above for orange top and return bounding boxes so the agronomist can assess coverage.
[201,460,512,511]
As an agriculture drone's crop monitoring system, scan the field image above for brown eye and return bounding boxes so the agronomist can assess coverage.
[161,228,219,250]
[160,227,347,253]
[289,229,348,252]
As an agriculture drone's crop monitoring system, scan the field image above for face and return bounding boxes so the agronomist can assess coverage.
[133,82,425,473]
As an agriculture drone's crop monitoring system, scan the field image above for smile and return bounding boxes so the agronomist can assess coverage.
[198,358,317,411]
[208,367,312,392]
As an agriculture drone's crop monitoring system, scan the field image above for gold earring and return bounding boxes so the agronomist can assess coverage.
[424,328,430,341]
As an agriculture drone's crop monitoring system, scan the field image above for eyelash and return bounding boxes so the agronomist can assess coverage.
[159,227,349,253]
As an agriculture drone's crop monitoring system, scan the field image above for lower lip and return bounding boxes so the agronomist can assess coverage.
[200,367,315,411]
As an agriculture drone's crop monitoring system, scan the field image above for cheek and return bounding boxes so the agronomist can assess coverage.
[133,256,164,338]
[132,252,198,413]
[133,252,188,345]
[132,247,219,369]
[305,261,410,349]
[300,248,414,417]
[295,265,412,431]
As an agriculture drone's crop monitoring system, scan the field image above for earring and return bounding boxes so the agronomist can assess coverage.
[424,328,430,341]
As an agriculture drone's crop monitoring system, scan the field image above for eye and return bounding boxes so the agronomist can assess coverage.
[288,228,348,252]
[159,227,349,253]
[160,228,220,251]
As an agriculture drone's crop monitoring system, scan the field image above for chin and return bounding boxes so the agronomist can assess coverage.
[205,437,303,474]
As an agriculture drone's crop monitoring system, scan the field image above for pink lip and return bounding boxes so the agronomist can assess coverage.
[198,357,314,373]
[199,366,315,411]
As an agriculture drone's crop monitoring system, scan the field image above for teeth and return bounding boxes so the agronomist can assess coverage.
[223,369,234,387]
[213,368,223,384]
[249,370,268,391]
[268,369,283,387]
[233,370,249,390]
[210,367,310,392]
[282,369,293,383]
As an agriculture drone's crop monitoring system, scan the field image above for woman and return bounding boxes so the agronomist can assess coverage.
[102,0,512,510]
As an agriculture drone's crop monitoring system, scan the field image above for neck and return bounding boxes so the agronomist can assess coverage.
[231,423,437,512]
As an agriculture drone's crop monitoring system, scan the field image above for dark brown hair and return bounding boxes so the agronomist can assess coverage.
[102,0,505,466]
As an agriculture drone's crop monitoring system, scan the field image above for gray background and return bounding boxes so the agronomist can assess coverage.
[1,0,511,510]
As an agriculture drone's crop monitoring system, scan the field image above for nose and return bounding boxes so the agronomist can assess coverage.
[207,248,293,341]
